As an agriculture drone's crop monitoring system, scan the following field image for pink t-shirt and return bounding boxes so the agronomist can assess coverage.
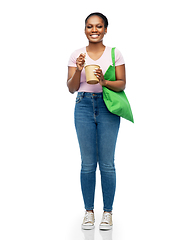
[68,46,125,93]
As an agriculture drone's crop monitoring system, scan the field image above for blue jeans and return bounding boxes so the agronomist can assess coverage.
[74,92,120,212]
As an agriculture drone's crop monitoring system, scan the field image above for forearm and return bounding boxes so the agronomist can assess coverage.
[67,69,81,94]
[103,79,126,92]
[94,65,126,92]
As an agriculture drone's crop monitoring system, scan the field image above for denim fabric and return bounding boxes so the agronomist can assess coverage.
[74,92,120,212]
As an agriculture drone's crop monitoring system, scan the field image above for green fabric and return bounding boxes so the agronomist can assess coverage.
[103,48,134,123]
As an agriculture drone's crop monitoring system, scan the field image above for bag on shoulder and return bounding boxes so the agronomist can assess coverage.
[102,47,134,123]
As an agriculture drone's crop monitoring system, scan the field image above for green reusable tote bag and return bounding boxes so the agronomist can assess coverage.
[102,48,134,123]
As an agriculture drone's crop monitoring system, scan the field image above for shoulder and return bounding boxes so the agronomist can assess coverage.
[110,47,125,66]
[115,48,124,59]
[68,47,86,67]
[70,47,86,58]
[106,46,124,58]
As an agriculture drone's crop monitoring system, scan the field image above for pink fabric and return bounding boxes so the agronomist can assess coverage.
[68,46,125,93]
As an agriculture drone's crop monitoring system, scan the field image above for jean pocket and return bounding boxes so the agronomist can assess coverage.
[76,95,83,104]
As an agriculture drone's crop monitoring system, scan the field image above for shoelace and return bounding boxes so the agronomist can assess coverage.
[101,212,112,224]
[84,212,94,224]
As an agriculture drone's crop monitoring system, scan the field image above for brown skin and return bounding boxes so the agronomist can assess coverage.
[67,16,122,214]
[67,15,126,93]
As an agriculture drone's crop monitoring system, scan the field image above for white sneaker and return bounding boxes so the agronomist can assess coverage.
[99,212,113,230]
[82,211,95,230]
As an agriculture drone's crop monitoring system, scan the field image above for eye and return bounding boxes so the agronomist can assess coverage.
[86,25,92,29]
[97,25,103,28]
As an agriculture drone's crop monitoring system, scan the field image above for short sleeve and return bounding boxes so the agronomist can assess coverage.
[115,48,125,66]
[68,51,77,67]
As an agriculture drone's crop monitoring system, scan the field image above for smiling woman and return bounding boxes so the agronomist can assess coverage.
[85,12,108,44]
[67,12,126,231]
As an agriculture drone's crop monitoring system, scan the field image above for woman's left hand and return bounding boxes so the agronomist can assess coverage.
[93,68,106,86]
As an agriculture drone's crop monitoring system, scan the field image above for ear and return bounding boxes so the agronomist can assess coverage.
[105,28,107,34]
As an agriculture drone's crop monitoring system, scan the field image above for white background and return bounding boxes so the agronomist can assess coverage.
[0,0,190,239]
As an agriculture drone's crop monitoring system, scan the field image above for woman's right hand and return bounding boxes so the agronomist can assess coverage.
[76,53,86,71]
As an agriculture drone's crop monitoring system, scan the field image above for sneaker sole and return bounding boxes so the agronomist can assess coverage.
[99,224,112,230]
[82,224,95,230]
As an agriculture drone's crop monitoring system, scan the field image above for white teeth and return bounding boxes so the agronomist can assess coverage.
[91,35,99,38]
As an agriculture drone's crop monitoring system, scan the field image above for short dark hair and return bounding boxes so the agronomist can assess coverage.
[85,12,109,28]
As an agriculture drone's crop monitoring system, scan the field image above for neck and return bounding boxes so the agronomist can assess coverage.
[87,41,105,52]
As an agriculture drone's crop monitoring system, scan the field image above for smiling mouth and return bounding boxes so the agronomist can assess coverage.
[90,34,100,38]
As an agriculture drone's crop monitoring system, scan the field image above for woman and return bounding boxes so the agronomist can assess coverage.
[67,12,126,230]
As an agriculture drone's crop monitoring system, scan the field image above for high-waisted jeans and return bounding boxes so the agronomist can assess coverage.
[74,92,120,212]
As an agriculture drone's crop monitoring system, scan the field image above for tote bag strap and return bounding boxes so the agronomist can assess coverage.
[111,47,116,67]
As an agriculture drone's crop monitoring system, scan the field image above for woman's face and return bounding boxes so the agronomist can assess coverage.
[85,15,107,43]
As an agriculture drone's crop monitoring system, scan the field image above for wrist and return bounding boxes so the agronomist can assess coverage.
[76,68,82,73]
[102,79,107,87]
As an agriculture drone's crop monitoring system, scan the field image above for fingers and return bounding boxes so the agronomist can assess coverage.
[77,53,85,62]
[77,55,85,64]
[93,68,102,78]
[93,68,105,86]
[76,53,86,70]
[79,53,86,58]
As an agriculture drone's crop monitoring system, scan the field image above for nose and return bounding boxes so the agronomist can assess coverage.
[92,26,97,32]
